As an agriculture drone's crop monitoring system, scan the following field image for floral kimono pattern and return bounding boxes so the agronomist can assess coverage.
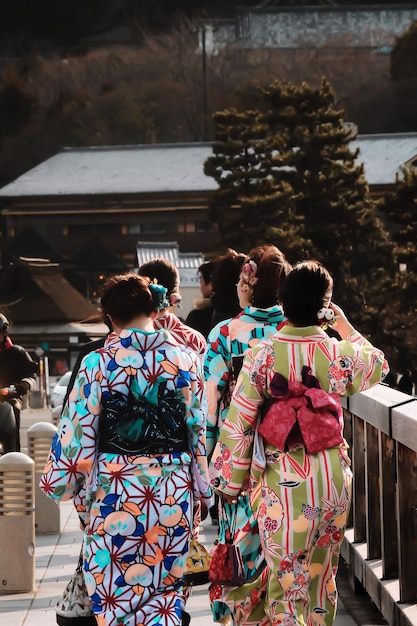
[204,305,286,457]
[210,325,388,626]
[40,328,210,626]
[154,312,207,547]
[204,305,286,624]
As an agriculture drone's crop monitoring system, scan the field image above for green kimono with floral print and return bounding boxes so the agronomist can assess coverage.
[209,325,388,626]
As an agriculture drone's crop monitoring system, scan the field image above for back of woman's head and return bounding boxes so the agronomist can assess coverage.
[100,273,156,324]
[280,260,333,326]
[138,258,179,296]
[199,260,214,285]
[211,249,246,298]
[246,245,291,308]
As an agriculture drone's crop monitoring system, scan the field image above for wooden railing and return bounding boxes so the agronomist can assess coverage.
[341,384,417,626]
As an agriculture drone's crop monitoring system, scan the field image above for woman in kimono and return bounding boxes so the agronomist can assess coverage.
[40,273,211,626]
[138,258,207,358]
[137,257,209,575]
[204,244,291,625]
[210,260,389,626]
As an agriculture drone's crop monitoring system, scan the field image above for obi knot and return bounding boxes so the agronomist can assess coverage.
[258,366,344,454]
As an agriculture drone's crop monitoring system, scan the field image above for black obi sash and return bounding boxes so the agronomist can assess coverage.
[99,379,189,455]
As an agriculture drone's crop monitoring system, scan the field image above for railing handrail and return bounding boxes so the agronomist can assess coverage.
[341,383,417,626]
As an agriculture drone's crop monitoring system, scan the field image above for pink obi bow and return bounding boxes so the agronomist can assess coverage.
[258,366,343,454]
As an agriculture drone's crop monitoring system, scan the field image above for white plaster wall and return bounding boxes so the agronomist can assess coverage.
[212,7,417,49]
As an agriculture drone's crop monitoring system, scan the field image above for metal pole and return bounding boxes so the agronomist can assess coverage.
[202,25,208,140]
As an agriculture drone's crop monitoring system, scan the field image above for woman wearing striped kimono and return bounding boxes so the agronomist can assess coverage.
[209,260,389,626]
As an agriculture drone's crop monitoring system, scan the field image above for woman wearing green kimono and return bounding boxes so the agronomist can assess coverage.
[210,260,389,626]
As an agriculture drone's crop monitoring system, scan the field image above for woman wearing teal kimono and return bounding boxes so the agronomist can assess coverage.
[210,260,389,626]
[204,244,291,625]
[40,273,211,626]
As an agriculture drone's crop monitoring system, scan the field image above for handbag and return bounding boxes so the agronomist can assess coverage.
[208,501,245,586]
[183,538,211,586]
[56,551,97,625]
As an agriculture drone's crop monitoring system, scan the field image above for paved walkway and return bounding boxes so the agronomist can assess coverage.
[0,407,358,626]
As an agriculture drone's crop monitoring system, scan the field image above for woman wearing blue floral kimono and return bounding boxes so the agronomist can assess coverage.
[40,273,211,626]
[204,244,291,626]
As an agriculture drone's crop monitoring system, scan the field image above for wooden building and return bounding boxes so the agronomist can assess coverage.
[0,134,416,283]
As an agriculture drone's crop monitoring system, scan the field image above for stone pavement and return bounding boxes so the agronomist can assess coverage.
[0,407,358,626]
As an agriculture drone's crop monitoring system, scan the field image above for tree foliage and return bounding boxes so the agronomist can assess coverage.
[379,165,417,270]
[391,20,417,82]
[205,79,400,364]
[376,166,417,369]
[0,0,359,54]
[259,80,394,316]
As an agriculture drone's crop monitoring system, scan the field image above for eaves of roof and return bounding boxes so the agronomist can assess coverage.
[0,143,216,198]
[0,135,416,199]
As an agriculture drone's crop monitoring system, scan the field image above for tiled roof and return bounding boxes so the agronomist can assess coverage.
[0,143,216,197]
[351,133,417,186]
[136,241,203,269]
[0,135,416,198]
[136,242,204,287]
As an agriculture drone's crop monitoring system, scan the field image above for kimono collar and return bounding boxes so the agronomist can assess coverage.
[277,325,328,338]
[240,305,285,323]
[117,327,173,350]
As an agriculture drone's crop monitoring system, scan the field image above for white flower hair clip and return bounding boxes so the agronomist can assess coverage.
[317,307,336,328]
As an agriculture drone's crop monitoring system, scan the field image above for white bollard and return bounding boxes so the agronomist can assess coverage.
[0,452,35,593]
[27,421,60,534]
[51,404,62,427]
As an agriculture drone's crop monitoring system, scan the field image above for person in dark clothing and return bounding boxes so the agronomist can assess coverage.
[210,249,246,327]
[202,249,246,524]
[185,260,215,338]
[0,313,38,451]
[398,369,414,395]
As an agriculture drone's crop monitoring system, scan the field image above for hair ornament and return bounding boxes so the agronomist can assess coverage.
[239,260,259,293]
[169,292,182,309]
[317,307,336,328]
[149,279,169,310]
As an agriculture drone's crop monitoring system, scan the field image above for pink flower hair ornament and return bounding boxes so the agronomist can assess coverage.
[169,292,182,308]
[239,260,259,293]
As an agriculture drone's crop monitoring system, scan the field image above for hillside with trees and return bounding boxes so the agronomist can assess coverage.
[0,1,406,54]
[0,11,416,187]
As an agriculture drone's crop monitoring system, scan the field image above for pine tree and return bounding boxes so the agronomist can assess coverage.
[205,108,269,251]
[390,21,417,81]
[205,78,399,363]
[377,166,417,369]
[204,107,307,254]
[379,165,417,273]
[257,79,395,331]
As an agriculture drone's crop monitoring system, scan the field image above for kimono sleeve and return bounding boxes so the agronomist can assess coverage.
[39,351,102,502]
[184,351,211,501]
[209,345,266,497]
[204,320,232,457]
[329,331,389,395]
